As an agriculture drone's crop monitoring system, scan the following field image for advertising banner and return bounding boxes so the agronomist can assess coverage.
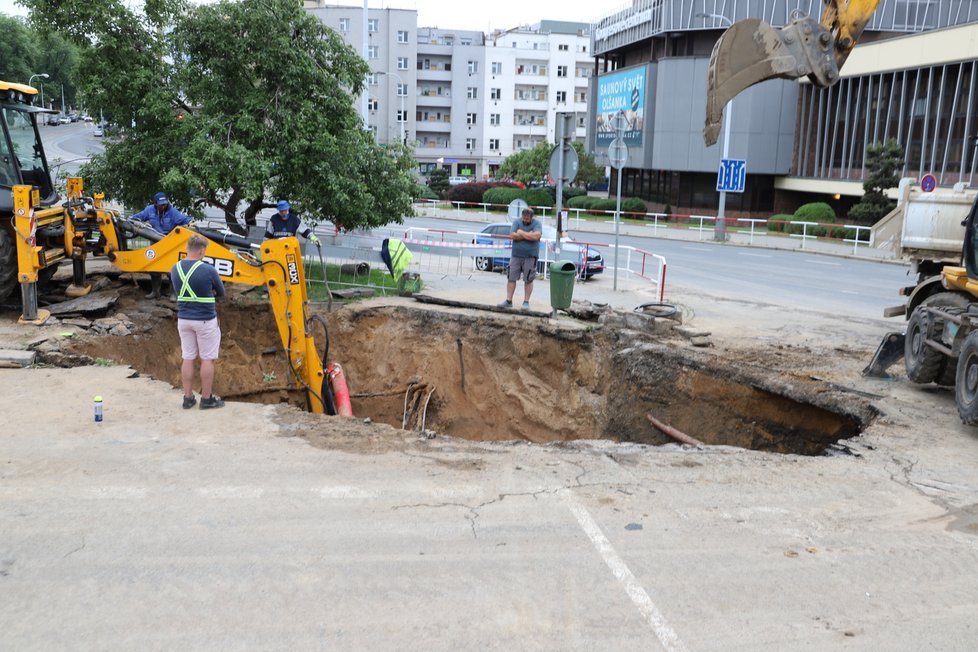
[595,66,646,147]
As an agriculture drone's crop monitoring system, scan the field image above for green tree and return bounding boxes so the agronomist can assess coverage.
[427,168,449,198]
[23,0,415,233]
[499,141,551,184]
[0,15,40,85]
[849,139,905,222]
[499,140,604,187]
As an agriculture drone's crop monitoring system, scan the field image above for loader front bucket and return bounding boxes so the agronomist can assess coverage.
[862,332,906,378]
[704,15,839,145]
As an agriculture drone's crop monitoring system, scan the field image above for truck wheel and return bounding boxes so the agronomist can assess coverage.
[956,331,978,425]
[0,229,17,302]
[905,308,944,384]
[906,292,973,384]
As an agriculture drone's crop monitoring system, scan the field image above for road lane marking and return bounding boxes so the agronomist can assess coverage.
[560,489,687,652]
[681,246,712,252]
[738,252,771,258]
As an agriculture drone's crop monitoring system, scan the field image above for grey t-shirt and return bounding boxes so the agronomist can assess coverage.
[510,218,542,258]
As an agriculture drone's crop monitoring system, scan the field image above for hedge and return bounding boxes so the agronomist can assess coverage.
[482,187,555,210]
[446,181,518,204]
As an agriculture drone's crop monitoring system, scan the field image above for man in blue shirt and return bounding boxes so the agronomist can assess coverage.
[264,200,321,247]
[132,191,191,299]
[170,234,226,410]
[498,208,542,310]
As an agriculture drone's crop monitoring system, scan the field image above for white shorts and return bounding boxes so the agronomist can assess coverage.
[178,317,221,361]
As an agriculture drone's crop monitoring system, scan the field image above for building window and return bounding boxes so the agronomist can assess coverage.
[397,30,408,43]
[489,113,500,126]
[367,73,378,85]
[367,46,378,59]
[339,18,350,32]
[467,87,478,99]
[461,38,472,45]
[466,138,476,149]
[558,44,569,51]
[397,110,407,122]
[397,83,408,96]
[490,88,501,100]
[489,138,499,150]
[556,90,567,103]
[557,65,568,78]
[491,61,502,75]
[466,113,477,125]
[397,57,409,70]
[367,98,378,111]
[368,19,379,33]
[467,60,478,74]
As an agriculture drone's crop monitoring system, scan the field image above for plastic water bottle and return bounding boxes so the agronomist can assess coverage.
[94,396,103,423]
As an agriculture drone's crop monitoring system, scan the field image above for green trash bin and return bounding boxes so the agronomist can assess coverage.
[549,260,577,312]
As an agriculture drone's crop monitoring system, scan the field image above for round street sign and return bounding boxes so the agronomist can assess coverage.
[608,137,628,170]
[610,111,629,134]
[508,198,529,219]
[548,145,579,182]
[921,173,937,192]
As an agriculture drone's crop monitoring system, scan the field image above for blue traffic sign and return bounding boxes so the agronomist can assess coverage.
[717,158,747,193]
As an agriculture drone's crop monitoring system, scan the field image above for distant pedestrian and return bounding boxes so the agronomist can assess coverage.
[264,200,321,247]
[498,207,542,310]
[132,191,191,299]
[171,233,226,410]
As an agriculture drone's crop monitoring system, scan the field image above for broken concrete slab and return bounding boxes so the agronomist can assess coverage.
[46,291,119,316]
[0,349,37,367]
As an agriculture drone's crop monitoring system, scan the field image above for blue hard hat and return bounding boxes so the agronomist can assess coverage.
[154,192,169,205]
[277,200,290,211]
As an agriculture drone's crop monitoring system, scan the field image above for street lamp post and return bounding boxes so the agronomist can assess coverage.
[28,73,49,110]
[376,71,406,145]
[697,12,734,242]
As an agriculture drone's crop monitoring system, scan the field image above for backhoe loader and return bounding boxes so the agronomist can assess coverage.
[12,181,345,416]
[704,0,880,145]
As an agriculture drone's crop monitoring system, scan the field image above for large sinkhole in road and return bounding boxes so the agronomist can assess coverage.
[69,301,869,455]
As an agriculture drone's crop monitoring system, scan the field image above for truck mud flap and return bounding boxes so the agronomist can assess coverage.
[862,332,906,378]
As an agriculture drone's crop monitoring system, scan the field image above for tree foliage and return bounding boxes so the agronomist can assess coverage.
[22,0,416,233]
[849,139,905,222]
[0,14,79,112]
[498,140,604,187]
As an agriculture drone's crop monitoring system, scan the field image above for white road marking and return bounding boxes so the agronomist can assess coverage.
[738,252,771,258]
[198,486,265,498]
[681,246,712,252]
[560,489,687,652]
[841,290,860,295]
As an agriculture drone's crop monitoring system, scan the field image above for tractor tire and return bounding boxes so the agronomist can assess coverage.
[904,308,944,384]
[475,257,491,272]
[906,292,973,384]
[956,331,978,425]
[0,229,17,302]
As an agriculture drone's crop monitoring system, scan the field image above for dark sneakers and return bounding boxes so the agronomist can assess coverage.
[200,395,225,410]
[182,394,197,409]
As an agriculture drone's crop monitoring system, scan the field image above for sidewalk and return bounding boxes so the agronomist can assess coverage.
[412,204,898,264]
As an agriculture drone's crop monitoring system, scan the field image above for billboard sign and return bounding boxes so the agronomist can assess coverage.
[596,66,646,147]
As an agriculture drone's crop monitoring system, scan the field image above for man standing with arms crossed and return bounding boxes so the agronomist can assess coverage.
[171,234,226,410]
[498,207,542,310]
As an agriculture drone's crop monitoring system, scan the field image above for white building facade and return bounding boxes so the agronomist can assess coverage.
[303,5,592,180]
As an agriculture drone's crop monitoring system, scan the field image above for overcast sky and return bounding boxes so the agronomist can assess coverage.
[0,1,602,32]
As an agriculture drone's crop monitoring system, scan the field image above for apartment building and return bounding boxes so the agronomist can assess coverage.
[304,4,592,180]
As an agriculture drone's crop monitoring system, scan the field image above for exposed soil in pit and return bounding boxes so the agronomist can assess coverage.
[60,285,876,454]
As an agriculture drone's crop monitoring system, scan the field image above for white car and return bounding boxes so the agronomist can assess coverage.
[93,125,104,137]
[448,176,473,186]
[59,116,70,124]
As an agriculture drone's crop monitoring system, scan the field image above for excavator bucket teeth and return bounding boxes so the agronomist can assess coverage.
[704,17,831,145]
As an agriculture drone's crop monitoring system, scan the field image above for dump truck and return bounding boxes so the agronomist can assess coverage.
[863,179,978,424]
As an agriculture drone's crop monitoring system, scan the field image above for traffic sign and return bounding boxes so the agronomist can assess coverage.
[921,174,937,193]
[548,144,579,182]
[717,158,747,193]
[610,111,629,134]
[608,137,628,170]
[507,199,529,219]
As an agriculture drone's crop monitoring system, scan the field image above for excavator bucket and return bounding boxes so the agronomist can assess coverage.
[862,331,905,378]
[704,15,839,145]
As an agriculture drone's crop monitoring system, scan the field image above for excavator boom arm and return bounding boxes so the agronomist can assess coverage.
[704,0,880,145]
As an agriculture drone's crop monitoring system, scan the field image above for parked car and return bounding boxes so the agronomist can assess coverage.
[45,116,60,126]
[59,116,71,124]
[473,222,604,279]
[449,176,473,186]
[93,125,103,137]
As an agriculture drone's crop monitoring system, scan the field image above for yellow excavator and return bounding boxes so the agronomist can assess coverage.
[12,180,343,415]
[705,0,879,144]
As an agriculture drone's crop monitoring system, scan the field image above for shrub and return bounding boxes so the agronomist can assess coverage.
[563,186,588,200]
[481,187,554,212]
[621,198,648,215]
[415,184,437,200]
[523,188,554,208]
[794,202,836,224]
[567,195,596,210]
[767,214,792,232]
[446,181,518,205]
